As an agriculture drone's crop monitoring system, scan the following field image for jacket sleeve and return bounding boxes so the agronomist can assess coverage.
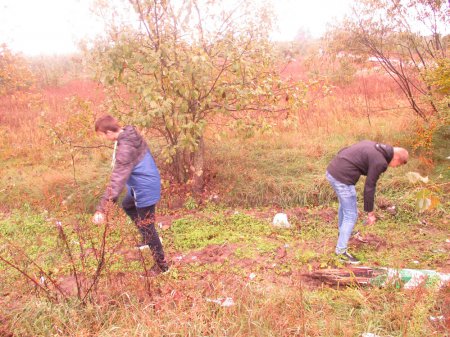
[363,162,388,212]
[96,143,136,212]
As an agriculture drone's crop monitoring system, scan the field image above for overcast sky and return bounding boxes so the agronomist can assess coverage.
[0,0,352,56]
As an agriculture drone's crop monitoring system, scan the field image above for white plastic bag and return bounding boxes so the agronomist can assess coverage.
[272,213,291,228]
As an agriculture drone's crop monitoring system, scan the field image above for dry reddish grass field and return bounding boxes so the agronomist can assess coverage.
[0,55,448,336]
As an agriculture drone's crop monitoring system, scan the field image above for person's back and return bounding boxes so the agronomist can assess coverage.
[327,140,393,186]
[114,126,161,209]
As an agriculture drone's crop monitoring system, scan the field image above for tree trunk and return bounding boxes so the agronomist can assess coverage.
[191,136,205,195]
[173,149,187,184]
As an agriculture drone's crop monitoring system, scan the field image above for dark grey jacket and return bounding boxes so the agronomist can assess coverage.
[327,140,394,212]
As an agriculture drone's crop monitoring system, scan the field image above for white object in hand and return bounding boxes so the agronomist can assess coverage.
[93,212,105,224]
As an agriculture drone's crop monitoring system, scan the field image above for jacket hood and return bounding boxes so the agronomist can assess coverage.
[118,125,144,148]
[375,143,394,163]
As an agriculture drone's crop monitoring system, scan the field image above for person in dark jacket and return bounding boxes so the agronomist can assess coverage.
[326,140,408,264]
[92,115,169,275]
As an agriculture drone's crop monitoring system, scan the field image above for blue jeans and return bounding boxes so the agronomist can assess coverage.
[326,171,358,254]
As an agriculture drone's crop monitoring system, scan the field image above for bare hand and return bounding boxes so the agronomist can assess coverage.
[366,212,376,225]
[92,211,105,224]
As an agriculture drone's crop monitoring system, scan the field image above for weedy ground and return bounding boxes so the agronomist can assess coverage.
[0,80,449,336]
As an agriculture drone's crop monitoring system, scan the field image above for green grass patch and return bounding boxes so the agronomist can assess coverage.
[167,212,276,251]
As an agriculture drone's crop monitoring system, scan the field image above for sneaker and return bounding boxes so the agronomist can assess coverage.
[140,263,170,277]
[141,264,168,277]
[158,261,169,273]
[337,251,361,265]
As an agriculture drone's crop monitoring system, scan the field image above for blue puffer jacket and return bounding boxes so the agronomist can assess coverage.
[97,126,161,211]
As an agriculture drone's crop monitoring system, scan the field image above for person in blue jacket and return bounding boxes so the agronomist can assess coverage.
[92,115,168,274]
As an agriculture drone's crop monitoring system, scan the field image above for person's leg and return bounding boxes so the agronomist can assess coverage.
[337,202,343,230]
[326,172,358,254]
[122,189,138,222]
[334,185,357,254]
[327,171,342,231]
[136,205,168,271]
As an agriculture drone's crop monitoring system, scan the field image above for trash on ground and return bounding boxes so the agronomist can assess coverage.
[406,171,429,183]
[309,266,450,289]
[386,205,397,215]
[272,213,291,228]
[429,315,444,321]
[361,333,381,337]
[249,273,256,280]
[206,297,235,307]
[353,231,368,243]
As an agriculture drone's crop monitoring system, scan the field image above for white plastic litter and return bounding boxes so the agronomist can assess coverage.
[206,297,235,307]
[249,273,256,280]
[272,213,291,228]
[384,268,450,289]
[361,333,381,337]
[406,171,429,183]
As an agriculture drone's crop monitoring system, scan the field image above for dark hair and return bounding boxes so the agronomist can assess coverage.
[95,115,121,133]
